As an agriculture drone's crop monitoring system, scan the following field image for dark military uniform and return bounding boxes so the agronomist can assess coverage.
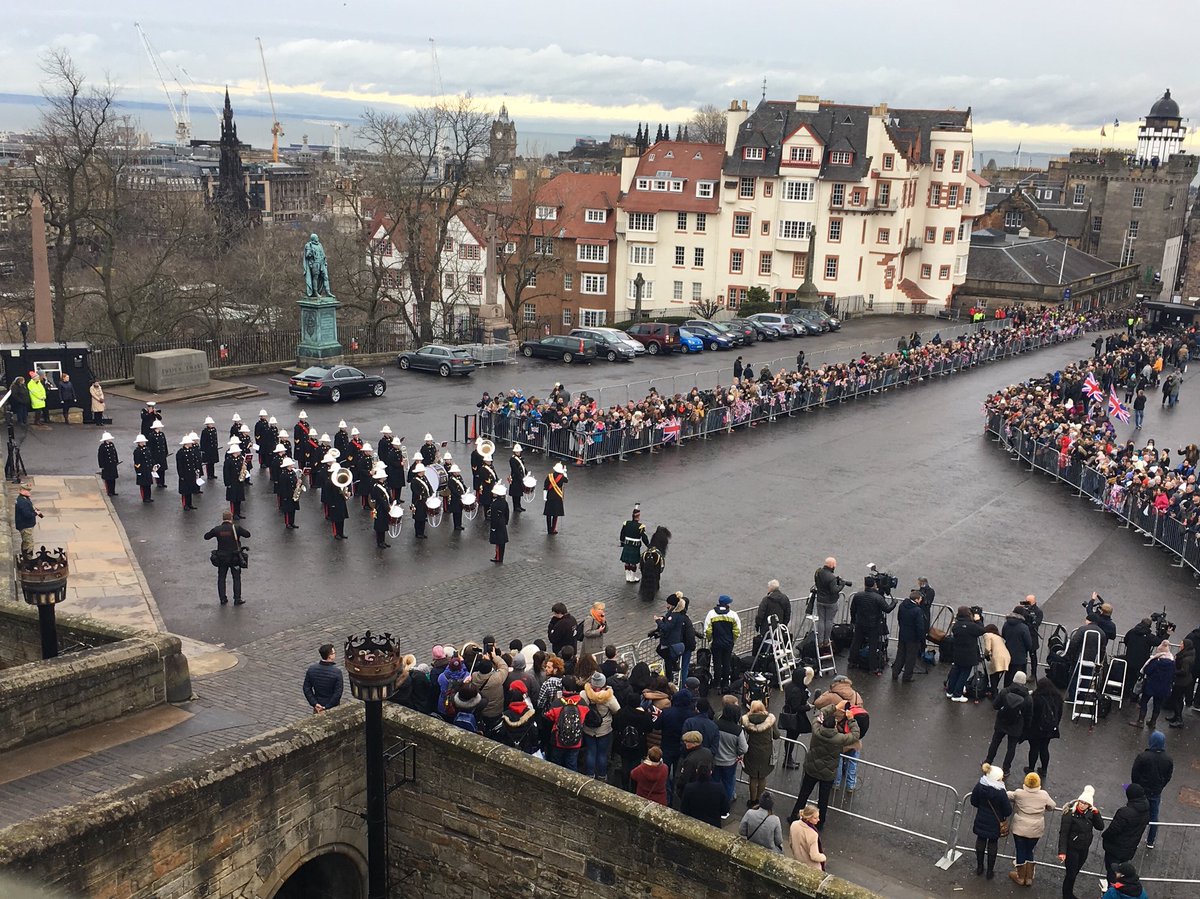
[619,517,648,574]
[509,454,527,513]
[369,480,392,547]
[224,452,247,518]
[176,445,200,510]
[327,479,349,538]
[478,460,498,513]
[254,416,273,466]
[410,473,432,539]
[150,430,169,488]
[544,472,568,535]
[97,439,120,496]
[139,406,161,440]
[279,466,300,528]
[489,497,510,563]
[133,443,154,503]
[447,470,467,530]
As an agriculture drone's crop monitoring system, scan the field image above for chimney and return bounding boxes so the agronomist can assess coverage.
[871,102,889,116]
[795,94,820,112]
[741,100,748,111]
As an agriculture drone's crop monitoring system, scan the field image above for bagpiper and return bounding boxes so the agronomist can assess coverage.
[409,461,432,540]
[149,420,169,489]
[619,504,649,581]
[509,444,527,513]
[278,457,301,529]
[176,433,201,511]
[224,439,247,520]
[368,463,392,548]
[419,432,438,465]
[543,462,568,535]
[640,526,672,601]
[489,484,510,564]
[133,434,154,503]
[98,431,120,497]
[199,416,220,480]
[139,401,162,440]
[253,410,272,466]
[447,462,467,531]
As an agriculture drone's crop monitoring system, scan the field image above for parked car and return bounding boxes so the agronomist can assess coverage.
[731,317,777,341]
[396,344,478,377]
[568,328,637,362]
[675,328,706,353]
[289,365,387,403]
[519,335,598,364]
[588,326,646,355]
[746,313,798,338]
[681,321,734,351]
[810,309,842,331]
[786,313,824,336]
[721,319,759,344]
[788,310,830,333]
[625,322,681,355]
[684,319,745,348]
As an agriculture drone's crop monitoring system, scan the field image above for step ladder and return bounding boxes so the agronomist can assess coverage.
[768,620,796,689]
[1100,656,1127,711]
[1069,629,1104,723]
[812,615,838,676]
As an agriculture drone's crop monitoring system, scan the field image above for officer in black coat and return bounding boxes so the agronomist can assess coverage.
[149,422,169,488]
[175,435,200,510]
[333,421,350,457]
[96,432,120,496]
[368,467,392,547]
[489,484,510,563]
[447,463,467,531]
[139,402,161,439]
[354,444,376,509]
[410,462,433,540]
[133,434,154,503]
[253,410,273,466]
[508,444,528,513]
[223,444,247,519]
[199,418,220,479]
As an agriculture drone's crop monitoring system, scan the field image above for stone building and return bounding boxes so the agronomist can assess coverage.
[977,189,1090,250]
[488,104,517,168]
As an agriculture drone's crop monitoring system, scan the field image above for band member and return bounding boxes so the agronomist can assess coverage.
[619,504,648,581]
[489,484,510,563]
[543,462,568,535]
[410,461,432,540]
[369,465,392,548]
[377,426,398,498]
[229,412,243,440]
[269,443,287,488]
[509,444,527,513]
[98,432,120,496]
[478,446,498,514]
[640,526,672,601]
[176,434,201,511]
[150,420,169,488]
[224,441,248,519]
[419,433,438,465]
[203,509,249,606]
[133,434,154,503]
[387,440,408,503]
[327,459,349,539]
[312,449,333,517]
[447,463,467,531]
[199,416,220,479]
[279,457,300,529]
[470,438,484,494]
[254,410,272,466]
[333,420,350,456]
[293,410,311,468]
[139,401,161,440]
[275,424,291,462]
[355,442,375,509]
[237,425,254,480]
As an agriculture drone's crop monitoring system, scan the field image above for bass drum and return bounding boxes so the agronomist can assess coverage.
[387,502,405,538]
[461,491,479,520]
[426,496,444,528]
[424,462,446,495]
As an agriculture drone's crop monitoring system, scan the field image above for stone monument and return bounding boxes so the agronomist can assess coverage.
[297,233,343,366]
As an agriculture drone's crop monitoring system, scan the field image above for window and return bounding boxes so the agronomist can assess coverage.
[696,181,715,198]
[792,254,807,278]
[964,186,973,205]
[561,308,572,326]
[534,236,554,256]
[576,243,608,263]
[674,245,686,266]
[952,151,964,172]
[582,273,608,294]
[739,177,756,199]
[743,146,765,160]
[955,254,968,275]
[823,256,838,279]
[692,282,703,301]
[627,279,654,300]
[535,206,557,220]
[673,280,684,300]
[382,270,402,290]
[1121,244,1136,266]
[676,211,688,231]
[1004,211,1023,229]
[780,220,811,240]
[939,265,951,280]
[759,252,773,275]
[831,183,845,206]
[629,245,655,265]
[503,241,517,255]
[957,223,966,240]
[627,212,656,232]
[930,183,942,206]
[653,179,667,191]
[830,150,851,165]
[693,247,705,268]
[458,243,481,260]
[1128,220,1139,238]
[669,180,684,192]
[636,178,650,190]
[947,184,959,206]
[924,226,936,243]
[525,272,538,288]
[1092,215,1103,233]
[920,264,932,279]
[727,287,748,308]
[849,188,867,207]
[443,273,456,289]
[1072,184,1086,205]
[882,153,894,170]
[695,213,707,232]
[763,181,773,198]
[733,213,751,236]
[369,237,390,256]
[581,309,607,328]
[761,220,771,236]
[784,179,815,201]
[1133,186,1145,208]
[943,227,954,244]
[730,249,744,273]
[585,208,607,223]
[523,302,537,323]
[828,219,842,242]
[563,272,573,291]
[877,181,891,206]
[789,146,814,162]
[877,228,890,244]
[934,151,945,171]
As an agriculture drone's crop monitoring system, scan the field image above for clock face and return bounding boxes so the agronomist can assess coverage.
[495,130,503,139]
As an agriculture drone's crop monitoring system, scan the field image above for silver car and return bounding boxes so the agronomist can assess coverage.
[747,312,798,337]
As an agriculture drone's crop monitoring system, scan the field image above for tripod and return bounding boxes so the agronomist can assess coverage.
[4,408,26,484]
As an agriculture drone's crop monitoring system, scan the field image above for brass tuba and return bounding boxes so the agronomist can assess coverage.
[331,463,354,498]
[477,438,496,460]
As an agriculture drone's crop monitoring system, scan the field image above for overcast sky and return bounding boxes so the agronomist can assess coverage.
[3,0,1196,154]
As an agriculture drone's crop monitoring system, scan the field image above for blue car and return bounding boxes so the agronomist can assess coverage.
[676,328,706,353]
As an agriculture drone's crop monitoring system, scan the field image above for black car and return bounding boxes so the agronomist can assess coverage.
[519,335,599,364]
[396,344,478,377]
[567,328,636,362]
[786,314,824,336]
[721,319,759,344]
[684,319,746,348]
[289,365,387,403]
[732,317,776,341]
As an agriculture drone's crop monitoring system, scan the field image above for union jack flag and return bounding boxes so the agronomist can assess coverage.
[1082,373,1103,399]
[662,417,681,444]
[1107,385,1130,423]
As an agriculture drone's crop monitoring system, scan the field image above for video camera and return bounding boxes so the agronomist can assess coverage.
[1150,607,1176,641]
[867,563,898,597]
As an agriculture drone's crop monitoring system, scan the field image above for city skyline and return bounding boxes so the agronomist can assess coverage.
[2,1,1197,153]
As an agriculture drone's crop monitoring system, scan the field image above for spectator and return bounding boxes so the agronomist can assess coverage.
[302,643,343,713]
[580,601,608,660]
[1129,642,1175,730]
[1025,676,1063,780]
[572,646,598,683]
[13,484,41,555]
[969,764,1012,880]
[581,672,620,780]
[536,656,565,712]
[682,697,718,752]
[652,593,690,682]
[1102,862,1148,899]
[982,623,1011,697]
[1121,619,1156,698]
[1165,638,1194,727]
[813,675,865,792]
[891,589,926,682]
[498,682,539,753]
[57,373,76,423]
[9,375,30,425]
[450,683,483,732]
[704,596,741,694]
[472,653,509,728]
[673,731,715,807]
[713,702,748,808]
[657,689,695,776]
[430,644,452,682]
[27,372,48,425]
[781,667,813,769]
[740,699,779,808]
[1005,771,1056,886]
[739,791,784,854]
[1130,730,1173,848]
[680,764,728,827]
[755,579,791,633]
[812,559,849,648]
[1020,594,1044,675]
[507,653,537,695]
[88,379,105,426]
[790,704,857,831]
[946,606,985,702]
[612,694,653,790]
[437,656,469,718]
[543,675,586,771]
[1001,607,1033,686]
[547,603,578,655]
[1058,785,1106,899]
[388,654,419,708]
[600,645,620,679]
[788,803,826,870]
[1133,388,1147,429]
[985,670,1032,775]
[1101,784,1151,883]
[629,746,668,805]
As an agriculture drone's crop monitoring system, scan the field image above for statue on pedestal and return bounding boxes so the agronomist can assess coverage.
[303,233,333,298]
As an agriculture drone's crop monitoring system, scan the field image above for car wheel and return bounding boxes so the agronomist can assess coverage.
[521,346,533,357]
[329,388,342,403]
[438,364,451,377]
[708,341,719,351]
[373,382,386,396]
[647,342,660,355]
[398,357,410,370]
[606,350,617,362]
[563,351,574,363]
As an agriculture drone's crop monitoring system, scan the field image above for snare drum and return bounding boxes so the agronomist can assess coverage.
[522,474,537,499]
[388,502,405,538]
[462,490,479,520]
[425,495,444,528]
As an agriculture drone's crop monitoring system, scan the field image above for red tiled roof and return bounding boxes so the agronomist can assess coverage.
[620,141,725,214]
[967,171,991,187]
[506,172,620,242]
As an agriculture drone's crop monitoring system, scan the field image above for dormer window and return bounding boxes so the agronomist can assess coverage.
[636,177,650,190]
[829,150,852,165]
[789,146,813,163]
[696,181,715,199]
[584,208,607,223]
[535,206,557,220]
[744,146,765,160]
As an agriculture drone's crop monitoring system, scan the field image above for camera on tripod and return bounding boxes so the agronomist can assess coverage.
[1150,608,1176,641]
[867,563,899,597]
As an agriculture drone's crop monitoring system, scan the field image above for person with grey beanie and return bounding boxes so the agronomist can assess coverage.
[739,792,783,853]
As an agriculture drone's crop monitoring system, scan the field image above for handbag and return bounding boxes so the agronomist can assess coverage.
[778,711,801,733]
[769,739,780,767]
[233,525,249,569]
[988,800,1010,838]
[927,626,947,643]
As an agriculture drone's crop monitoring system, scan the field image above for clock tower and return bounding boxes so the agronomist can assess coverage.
[489,105,517,166]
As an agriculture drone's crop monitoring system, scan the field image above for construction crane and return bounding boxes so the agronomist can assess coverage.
[134,22,190,146]
[256,36,283,163]
[429,38,444,99]
[303,120,351,165]
[180,67,222,132]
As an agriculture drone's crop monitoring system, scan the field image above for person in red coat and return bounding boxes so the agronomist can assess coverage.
[629,746,668,805]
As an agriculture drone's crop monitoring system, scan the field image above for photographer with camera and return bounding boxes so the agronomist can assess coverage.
[847,575,896,675]
[1085,592,1117,644]
[946,606,986,702]
[1122,618,1157,699]
[812,557,851,651]
[1019,594,1044,675]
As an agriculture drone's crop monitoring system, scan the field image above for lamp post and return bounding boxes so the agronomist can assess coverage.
[18,320,30,351]
[633,272,645,323]
[16,546,69,659]
[345,631,402,899]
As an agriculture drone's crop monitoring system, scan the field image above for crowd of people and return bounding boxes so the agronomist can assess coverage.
[479,309,1118,464]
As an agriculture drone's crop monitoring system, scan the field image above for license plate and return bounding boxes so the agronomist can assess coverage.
[293,381,308,388]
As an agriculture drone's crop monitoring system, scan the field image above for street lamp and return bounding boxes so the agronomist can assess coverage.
[16,546,68,659]
[344,630,403,899]
[18,320,29,351]
[633,272,645,323]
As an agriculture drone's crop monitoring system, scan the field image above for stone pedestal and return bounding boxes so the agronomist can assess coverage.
[297,295,343,367]
[133,349,210,392]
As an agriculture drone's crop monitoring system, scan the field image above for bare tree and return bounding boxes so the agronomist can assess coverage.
[690,296,722,320]
[686,104,727,145]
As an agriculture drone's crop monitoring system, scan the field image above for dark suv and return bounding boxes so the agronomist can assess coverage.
[568,328,636,362]
[625,322,680,355]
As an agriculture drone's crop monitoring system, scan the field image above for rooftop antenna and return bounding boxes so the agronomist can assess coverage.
[761,76,767,102]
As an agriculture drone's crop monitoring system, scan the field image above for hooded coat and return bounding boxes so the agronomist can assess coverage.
[1130,730,1173,796]
[1001,613,1033,670]
[656,690,696,765]
[1140,652,1175,700]
[582,682,620,738]
[991,681,1032,738]
[740,711,779,778]
[813,681,865,751]
[1101,784,1151,861]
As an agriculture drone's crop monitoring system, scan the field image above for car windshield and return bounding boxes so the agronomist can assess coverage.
[678,328,695,338]
[297,367,330,379]
[709,322,731,333]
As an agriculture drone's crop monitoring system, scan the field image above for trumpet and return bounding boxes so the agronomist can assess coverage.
[331,463,354,499]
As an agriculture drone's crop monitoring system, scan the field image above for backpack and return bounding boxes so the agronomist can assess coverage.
[964,670,990,702]
[575,619,586,642]
[554,700,583,747]
[583,704,602,729]
[619,724,643,752]
[847,704,870,739]
[1034,695,1059,734]
[453,711,477,733]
